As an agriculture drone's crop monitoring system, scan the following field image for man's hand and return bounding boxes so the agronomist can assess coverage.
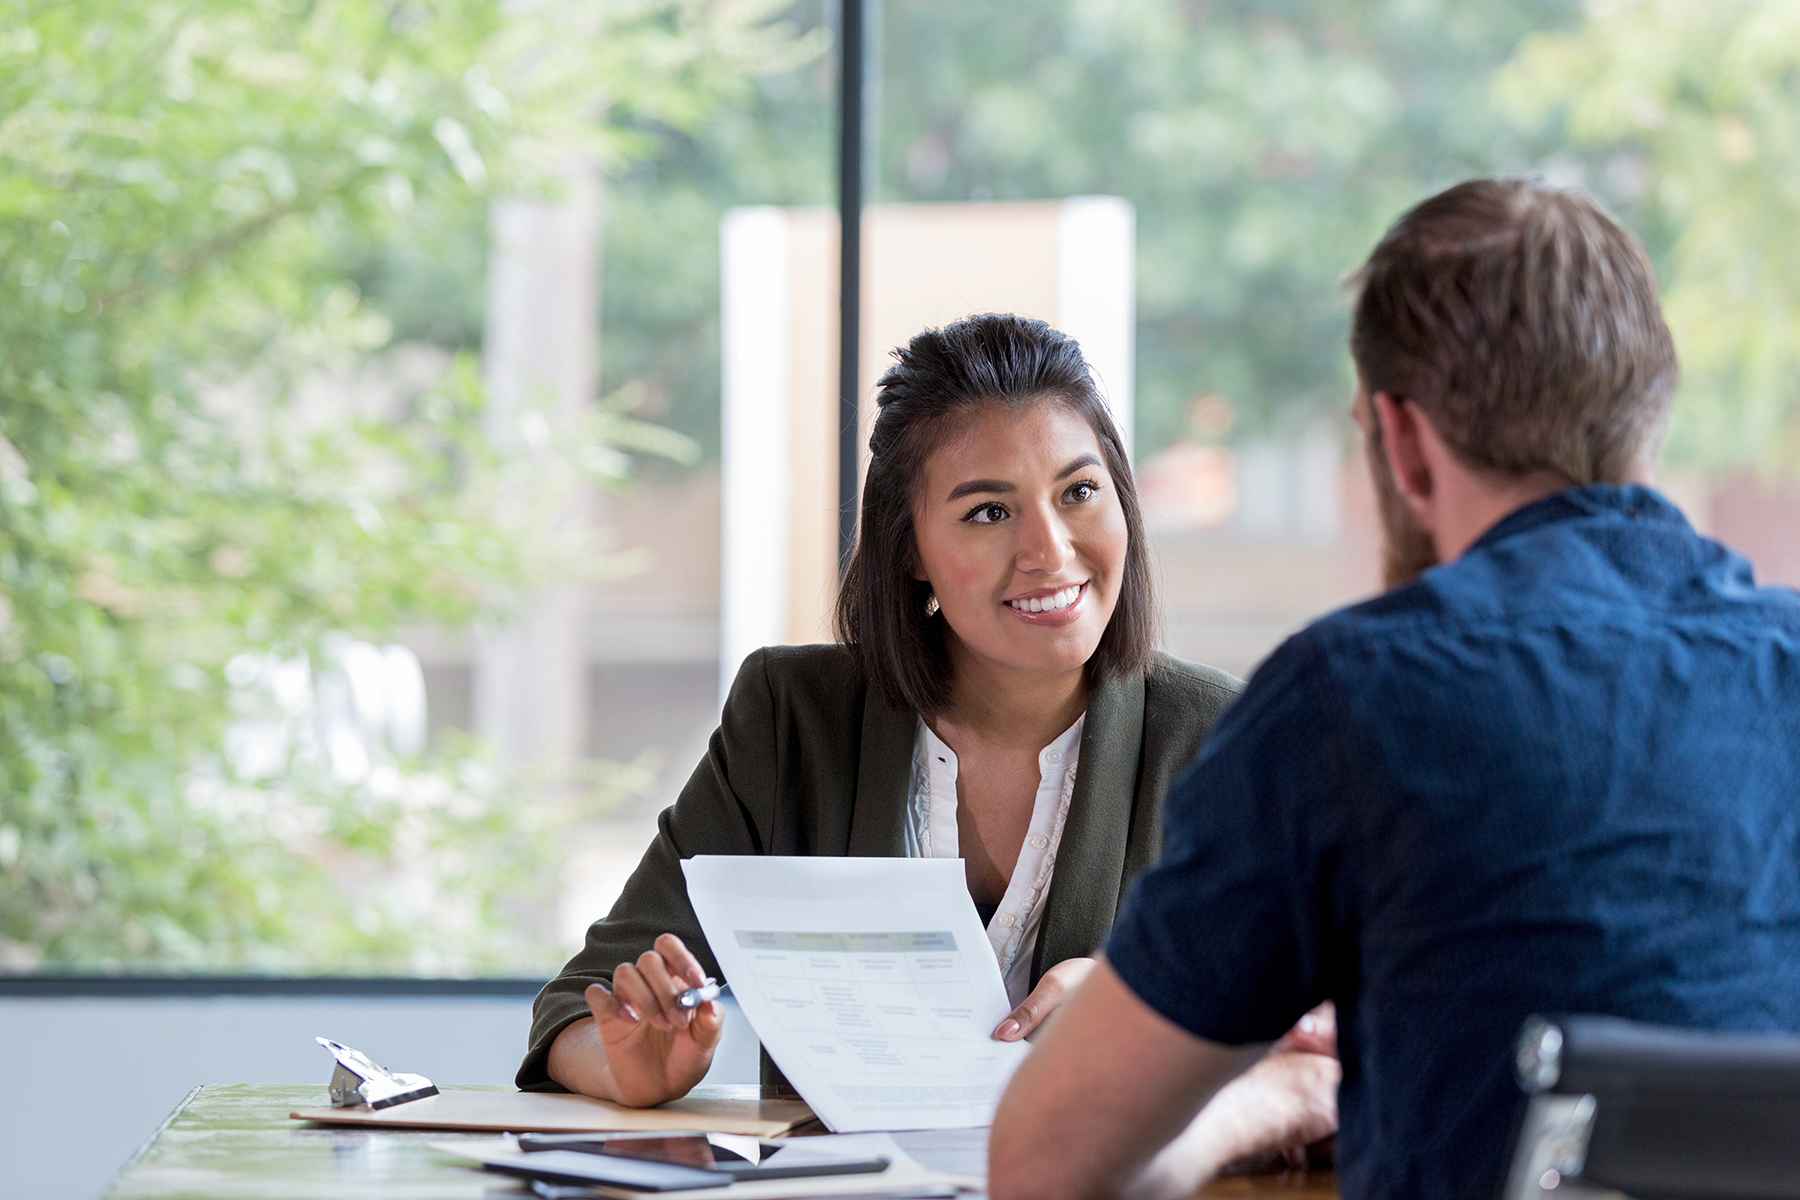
[546,933,726,1108]
[993,956,1095,1041]
[1134,1020,1338,1191]
[989,960,1263,1200]
[1274,1001,1336,1057]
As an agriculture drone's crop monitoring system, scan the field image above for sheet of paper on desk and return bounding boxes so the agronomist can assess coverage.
[682,855,1030,1133]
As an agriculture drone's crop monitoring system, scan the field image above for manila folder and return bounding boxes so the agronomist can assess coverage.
[291,1085,814,1138]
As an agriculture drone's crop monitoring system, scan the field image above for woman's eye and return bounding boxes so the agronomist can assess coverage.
[965,503,1009,524]
[1065,480,1100,504]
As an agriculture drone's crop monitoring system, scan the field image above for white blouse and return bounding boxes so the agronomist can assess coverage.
[903,714,1085,1008]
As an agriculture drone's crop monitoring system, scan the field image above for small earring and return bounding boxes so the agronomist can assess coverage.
[924,593,940,618]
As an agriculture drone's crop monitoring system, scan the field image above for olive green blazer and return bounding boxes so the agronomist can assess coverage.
[518,643,1241,1090]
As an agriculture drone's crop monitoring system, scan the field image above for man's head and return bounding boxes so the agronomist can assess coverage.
[1349,178,1679,586]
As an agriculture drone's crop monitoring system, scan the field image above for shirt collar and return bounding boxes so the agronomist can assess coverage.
[915,713,1085,783]
[1466,483,1690,557]
[1037,713,1084,778]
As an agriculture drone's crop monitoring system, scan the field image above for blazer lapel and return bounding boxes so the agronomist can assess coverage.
[1033,669,1146,979]
[846,683,916,857]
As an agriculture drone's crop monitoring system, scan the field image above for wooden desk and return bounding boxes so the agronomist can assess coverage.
[106,1084,512,1199]
[105,1084,1338,1199]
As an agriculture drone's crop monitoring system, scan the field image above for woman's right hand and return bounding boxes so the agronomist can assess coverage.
[548,933,726,1107]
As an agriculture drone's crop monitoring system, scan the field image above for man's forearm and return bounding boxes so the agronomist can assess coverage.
[988,961,1261,1200]
[1125,1050,1340,1199]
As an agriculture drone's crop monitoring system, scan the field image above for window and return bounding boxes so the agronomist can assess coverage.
[6,0,1795,977]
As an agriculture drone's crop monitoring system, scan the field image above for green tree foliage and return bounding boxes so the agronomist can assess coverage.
[1498,0,1800,471]
[600,0,1583,460]
[0,0,809,971]
[882,0,1598,451]
[599,34,835,463]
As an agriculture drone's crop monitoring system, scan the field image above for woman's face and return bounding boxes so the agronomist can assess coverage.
[912,401,1130,683]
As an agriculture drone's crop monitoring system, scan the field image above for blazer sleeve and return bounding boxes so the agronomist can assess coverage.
[516,649,782,1090]
[1123,656,1247,886]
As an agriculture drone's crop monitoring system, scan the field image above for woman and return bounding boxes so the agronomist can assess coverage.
[519,315,1334,1168]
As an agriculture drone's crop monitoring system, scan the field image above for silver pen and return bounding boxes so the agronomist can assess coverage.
[676,976,730,1009]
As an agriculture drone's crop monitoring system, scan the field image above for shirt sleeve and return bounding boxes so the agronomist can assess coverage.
[515,648,781,1090]
[1105,635,1350,1046]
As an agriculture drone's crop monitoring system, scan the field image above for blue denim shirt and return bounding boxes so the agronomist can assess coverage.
[1107,485,1800,1200]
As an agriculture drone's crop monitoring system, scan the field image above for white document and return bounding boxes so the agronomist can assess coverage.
[682,855,1030,1133]
[758,1131,914,1167]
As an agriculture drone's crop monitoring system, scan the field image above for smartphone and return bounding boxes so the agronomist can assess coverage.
[601,1135,723,1168]
[516,1132,890,1183]
[720,1157,891,1182]
[518,1133,719,1163]
[622,1142,890,1183]
[486,1149,730,1192]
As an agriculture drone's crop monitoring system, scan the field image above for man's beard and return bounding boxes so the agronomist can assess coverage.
[1364,418,1440,589]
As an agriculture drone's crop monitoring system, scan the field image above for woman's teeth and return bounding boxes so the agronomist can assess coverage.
[1009,584,1082,614]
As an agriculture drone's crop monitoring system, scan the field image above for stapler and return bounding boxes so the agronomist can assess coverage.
[315,1037,439,1109]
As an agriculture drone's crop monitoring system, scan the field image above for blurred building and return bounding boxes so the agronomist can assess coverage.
[402,191,1800,954]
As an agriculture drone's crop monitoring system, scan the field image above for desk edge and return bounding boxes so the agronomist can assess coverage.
[106,1083,204,1196]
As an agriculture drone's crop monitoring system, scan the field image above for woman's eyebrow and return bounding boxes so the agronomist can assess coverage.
[944,454,1102,502]
[946,478,1013,501]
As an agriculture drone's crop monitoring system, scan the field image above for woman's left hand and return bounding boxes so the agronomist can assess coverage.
[993,956,1097,1041]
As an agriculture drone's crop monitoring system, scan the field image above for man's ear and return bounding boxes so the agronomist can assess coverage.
[1372,392,1434,511]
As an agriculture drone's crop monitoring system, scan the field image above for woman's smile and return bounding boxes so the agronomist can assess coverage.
[1004,581,1088,624]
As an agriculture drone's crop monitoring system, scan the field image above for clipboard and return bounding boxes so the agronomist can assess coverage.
[291,1086,816,1138]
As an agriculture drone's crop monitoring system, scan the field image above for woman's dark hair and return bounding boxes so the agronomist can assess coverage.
[835,312,1157,715]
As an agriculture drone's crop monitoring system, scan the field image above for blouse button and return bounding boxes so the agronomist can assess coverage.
[999,912,1016,927]
[1045,749,1063,763]
[1028,834,1049,850]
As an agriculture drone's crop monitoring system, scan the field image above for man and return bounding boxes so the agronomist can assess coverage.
[988,178,1800,1200]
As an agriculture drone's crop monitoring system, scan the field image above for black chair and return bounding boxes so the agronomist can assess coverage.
[1501,1014,1800,1200]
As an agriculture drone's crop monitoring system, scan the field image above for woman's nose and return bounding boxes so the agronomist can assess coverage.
[1015,504,1074,572]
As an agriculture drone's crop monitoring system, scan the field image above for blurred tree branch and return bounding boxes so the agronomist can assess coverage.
[0,0,817,972]
[1498,0,1800,473]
